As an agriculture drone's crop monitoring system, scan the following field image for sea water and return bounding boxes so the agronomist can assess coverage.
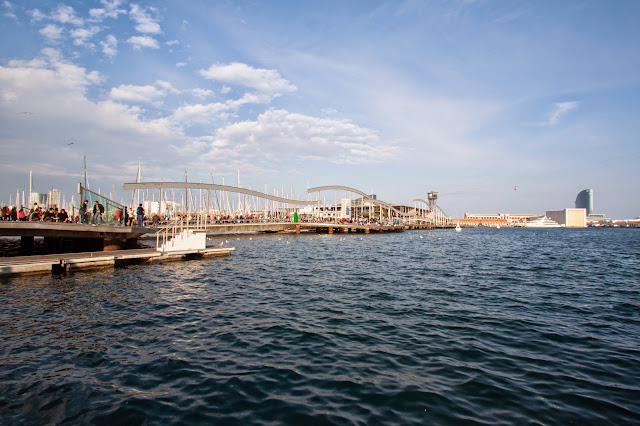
[1,228,639,424]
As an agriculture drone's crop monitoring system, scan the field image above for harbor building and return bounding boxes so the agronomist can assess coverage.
[546,208,586,227]
[575,189,593,216]
[29,192,47,207]
[574,188,611,225]
[49,189,61,208]
[459,213,538,227]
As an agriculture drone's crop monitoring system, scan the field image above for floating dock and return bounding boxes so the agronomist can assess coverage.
[0,246,234,277]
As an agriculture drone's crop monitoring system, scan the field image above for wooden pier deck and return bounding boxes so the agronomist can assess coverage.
[0,246,234,277]
[158,222,444,235]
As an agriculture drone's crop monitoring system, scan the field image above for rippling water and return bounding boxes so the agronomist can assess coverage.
[1,228,639,424]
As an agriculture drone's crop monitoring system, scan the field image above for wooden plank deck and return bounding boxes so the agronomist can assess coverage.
[0,246,234,277]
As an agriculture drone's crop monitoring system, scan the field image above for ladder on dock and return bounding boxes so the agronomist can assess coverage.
[155,216,208,252]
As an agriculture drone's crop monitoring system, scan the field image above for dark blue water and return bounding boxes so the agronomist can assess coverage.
[1,228,639,424]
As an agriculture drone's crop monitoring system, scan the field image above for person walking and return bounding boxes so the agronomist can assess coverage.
[136,204,145,227]
[79,200,88,223]
[93,201,105,224]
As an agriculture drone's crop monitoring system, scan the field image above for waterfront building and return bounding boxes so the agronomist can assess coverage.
[575,189,594,216]
[574,188,612,224]
[143,200,174,216]
[340,198,351,219]
[49,189,61,208]
[587,214,613,225]
[313,200,349,220]
[461,213,538,226]
[29,192,47,208]
[546,208,587,228]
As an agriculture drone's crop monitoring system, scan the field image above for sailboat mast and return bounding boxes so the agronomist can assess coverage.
[83,155,89,189]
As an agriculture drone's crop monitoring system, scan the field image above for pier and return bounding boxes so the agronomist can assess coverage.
[0,220,447,250]
[150,221,444,235]
[0,180,454,277]
[0,246,234,277]
[122,181,454,228]
[0,222,147,251]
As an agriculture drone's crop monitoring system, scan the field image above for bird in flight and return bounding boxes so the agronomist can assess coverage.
[17,111,33,115]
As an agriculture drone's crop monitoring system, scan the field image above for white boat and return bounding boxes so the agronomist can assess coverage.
[455,223,461,232]
[525,216,561,228]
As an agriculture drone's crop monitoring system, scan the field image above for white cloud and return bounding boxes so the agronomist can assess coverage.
[3,1,16,20]
[226,92,272,108]
[166,40,179,46]
[221,85,231,94]
[191,88,214,98]
[176,62,187,68]
[70,26,101,46]
[200,62,297,96]
[31,4,84,26]
[204,109,396,165]
[51,4,83,26]
[101,34,118,57]
[547,101,579,125]
[163,88,304,129]
[0,48,401,207]
[109,84,165,104]
[0,51,179,184]
[89,9,106,20]
[90,0,126,20]
[109,80,180,104]
[29,8,47,22]
[127,35,159,49]
[156,80,181,95]
[40,24,64,43]
[168,102,230,126]
[129,4,161,34]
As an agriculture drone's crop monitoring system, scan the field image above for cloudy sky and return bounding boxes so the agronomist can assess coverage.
[1,0,638,218]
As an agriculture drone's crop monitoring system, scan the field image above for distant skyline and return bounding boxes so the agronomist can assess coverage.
[1,1,638,218]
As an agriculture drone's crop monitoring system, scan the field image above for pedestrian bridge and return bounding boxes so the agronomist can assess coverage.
[122,181,450,225]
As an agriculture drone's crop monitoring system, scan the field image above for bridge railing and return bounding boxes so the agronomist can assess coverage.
[79,184,126,225]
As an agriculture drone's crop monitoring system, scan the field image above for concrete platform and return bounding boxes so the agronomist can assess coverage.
[0,222,147,239]
[152,222,410,235]
[0,246,234,277]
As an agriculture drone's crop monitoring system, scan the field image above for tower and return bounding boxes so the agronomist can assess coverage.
[575,189,593,216]
[427,191,438,212]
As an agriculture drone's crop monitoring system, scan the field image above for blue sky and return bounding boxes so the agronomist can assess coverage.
[1,0,638,218]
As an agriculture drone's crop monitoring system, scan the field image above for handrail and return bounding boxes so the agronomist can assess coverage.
[155,216,189,251]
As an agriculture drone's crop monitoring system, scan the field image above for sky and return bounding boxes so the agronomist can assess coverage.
[0,0,638,219]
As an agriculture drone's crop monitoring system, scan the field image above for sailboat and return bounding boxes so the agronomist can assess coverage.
[455,223,461,232]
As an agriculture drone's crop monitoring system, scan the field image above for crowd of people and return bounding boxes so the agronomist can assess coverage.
[0,203,71,223]
[0,202,390,227]
[135,212,386,227]
[0,200,138,226]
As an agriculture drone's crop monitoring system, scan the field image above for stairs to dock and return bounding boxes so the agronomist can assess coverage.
[157,229,206,252]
